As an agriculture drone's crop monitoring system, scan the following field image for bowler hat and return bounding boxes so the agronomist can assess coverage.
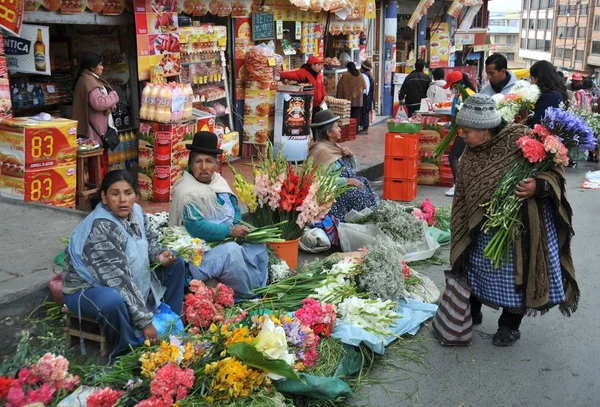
[361,60,372,70]
[186,131,223,155]
[310,109,340,128]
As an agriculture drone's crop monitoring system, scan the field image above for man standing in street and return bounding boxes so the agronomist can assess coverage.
[399,59,431,117]
[480,53,518,96]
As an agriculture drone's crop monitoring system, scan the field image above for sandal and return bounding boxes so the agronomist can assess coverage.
[492,326,521,347]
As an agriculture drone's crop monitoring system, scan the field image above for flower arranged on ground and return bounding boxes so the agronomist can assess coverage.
[413,199,435,226]
[2,353,79,407]
[229,144,348,240]
[482,117,577,268]
[146,212,170,238]
[358,237,406,302]
[204,357,270,402]
[140,336,203,379]
[87,387,125,407]
[270,259,292,283]
[312,259,360,304]
[183,280,235,331]
[158,226,209,268]
[136,364,194,407]
[295,298,337,337]
[337,297,401,338]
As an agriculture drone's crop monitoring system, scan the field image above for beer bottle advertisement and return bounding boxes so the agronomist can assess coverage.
[4,24,50,76]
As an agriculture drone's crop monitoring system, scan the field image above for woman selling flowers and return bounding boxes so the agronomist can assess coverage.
[307,110,378,220]
[449,94,579,347]
[169,132,268,298]
[62,170,185,361]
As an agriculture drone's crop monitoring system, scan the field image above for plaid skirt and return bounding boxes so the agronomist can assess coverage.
[467,201,566,309]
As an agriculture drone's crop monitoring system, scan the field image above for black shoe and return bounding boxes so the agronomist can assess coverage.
[492,326,521,347]
[472,312,483,325]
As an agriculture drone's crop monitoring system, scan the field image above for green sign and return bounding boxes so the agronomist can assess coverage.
[252,12,274,42]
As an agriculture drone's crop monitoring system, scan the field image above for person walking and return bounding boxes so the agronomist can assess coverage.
[399,59,431,117]
[480,53,518,96]
[359,60,375,134]
[427,68,451,104]
[336,62,366,133]
[450,94,579,347]
[528,60,568,127]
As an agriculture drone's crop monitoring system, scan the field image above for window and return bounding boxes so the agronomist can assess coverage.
[580,4,588,16]
[530,19,537,29]
[578,27,586,39]
[547,19,553,30]
[557,26,566,38]
[558,5,567,15]
[569,5,576,14]
[523,0,528,8]
[545,40,552,51]
[564,48,573,60]
[494,35,502,43]
[592,41,600,54]
[576,50,584,61]
[538,19,545,30]
[521,38,527,48]
[540,0,548,8]
[522,18,527,29]
[506,35,516,44]
[508,19,518,28]
[555,48,564,58]
[595,16,600,31]
[528,39,536,49]
[566,27,575,37]
[549,0,555,6]
[536,39,544,50]
[531,0,539,8]
[506,53,515,60]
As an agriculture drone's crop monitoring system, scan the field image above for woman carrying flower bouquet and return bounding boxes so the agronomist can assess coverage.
[449,94,579,347]
[62,170,185,361]
[169,132,268,298]
[307,110,379,220]
[528,61,568,127]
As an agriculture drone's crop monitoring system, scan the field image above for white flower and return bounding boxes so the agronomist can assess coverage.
[270,260,291,283]
[337,296,401,338]
[492,93,504,107]
[254,317,294,365]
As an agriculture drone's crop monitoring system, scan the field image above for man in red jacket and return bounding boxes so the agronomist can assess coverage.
[280,56,328,138]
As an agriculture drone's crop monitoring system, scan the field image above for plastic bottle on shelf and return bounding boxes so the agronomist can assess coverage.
[183,84,193,120]
[147,84,160,121]
[140,83,152,119]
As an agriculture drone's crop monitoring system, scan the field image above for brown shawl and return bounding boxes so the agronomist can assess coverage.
[308,140,344,168]
[450,123,579,315]
[72,70,114,137]
[336,72,366,102]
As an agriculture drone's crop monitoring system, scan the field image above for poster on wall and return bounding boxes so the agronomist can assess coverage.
[0,0,24,36]
[5,24,50,75]
[429,22,449,68]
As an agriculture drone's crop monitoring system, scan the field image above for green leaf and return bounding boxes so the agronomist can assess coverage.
[227,342,303,382]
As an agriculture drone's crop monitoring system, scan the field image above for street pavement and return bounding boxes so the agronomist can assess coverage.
[351,160,600,407]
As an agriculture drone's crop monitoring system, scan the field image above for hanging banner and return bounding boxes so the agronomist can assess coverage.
[0,0,24,36]
[5,24,50,76]
[407,0,434,30]
[429,22,449,68]
[364,0,376,18]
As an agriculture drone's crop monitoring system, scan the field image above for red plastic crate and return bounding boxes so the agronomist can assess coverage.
[384,155,418,179]
[383,176,418,202]
[385,132,420,157]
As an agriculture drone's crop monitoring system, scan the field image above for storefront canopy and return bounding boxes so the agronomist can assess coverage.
[407,0,434,30]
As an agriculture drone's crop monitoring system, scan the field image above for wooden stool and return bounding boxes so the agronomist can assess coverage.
[62,307,111,357]
[76,149,104,211]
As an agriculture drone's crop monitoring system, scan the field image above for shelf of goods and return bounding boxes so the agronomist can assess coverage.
[383,132,419,202]
[323,68,348,97]
[327,97,351,126]
[180,49,239,162]
[0,117,78,209]
[417,125,454,187]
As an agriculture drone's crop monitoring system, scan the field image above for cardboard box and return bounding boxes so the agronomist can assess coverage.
[0,164,76,208]
[0,117,77,169]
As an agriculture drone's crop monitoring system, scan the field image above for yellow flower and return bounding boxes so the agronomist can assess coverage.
[207,357,270,400]
[144,339,151,347]
[192,238,201,244]
[209,323,218,333]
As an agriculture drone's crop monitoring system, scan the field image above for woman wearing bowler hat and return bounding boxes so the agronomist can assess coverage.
[169,132,268,298]
[308,110,379,220]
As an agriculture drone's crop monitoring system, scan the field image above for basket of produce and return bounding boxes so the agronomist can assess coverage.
[387,118,422,134]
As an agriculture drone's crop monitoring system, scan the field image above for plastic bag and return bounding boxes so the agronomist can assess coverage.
[402,270,441,304]
[136,303,184,342]
[337,221,440,262]
[274,373,352,399]
[245,44,274,81]
[396,105,408,119]
[331,299,438,354]
[299,228,332,253]
[428,226,451,245]
[57,386,97,406]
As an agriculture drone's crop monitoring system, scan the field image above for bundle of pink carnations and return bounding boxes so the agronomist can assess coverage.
[230,145,349,240]
[411,199,436,226]
[183,279,235,332]
[0,353,79,407]
[482,124,570,268]
[295,298,337,337]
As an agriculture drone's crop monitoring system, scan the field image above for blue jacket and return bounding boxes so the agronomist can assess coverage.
[529,90,564,128]
[183,194,242,241]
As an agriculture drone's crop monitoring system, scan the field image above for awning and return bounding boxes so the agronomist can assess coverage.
[446,0,483,18]
[407,0,435,30]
